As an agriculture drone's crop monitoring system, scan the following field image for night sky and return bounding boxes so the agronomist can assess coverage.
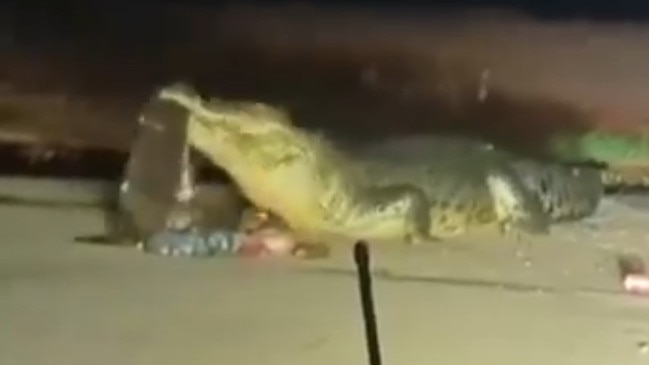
[1,0,649,177]
[5,0,649,44]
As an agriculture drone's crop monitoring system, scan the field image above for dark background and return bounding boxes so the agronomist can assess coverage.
[2,0,649,178]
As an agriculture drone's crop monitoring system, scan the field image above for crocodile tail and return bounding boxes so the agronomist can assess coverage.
[512,160,604,222]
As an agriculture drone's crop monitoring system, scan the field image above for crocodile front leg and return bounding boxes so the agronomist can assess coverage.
[359,184,438,244]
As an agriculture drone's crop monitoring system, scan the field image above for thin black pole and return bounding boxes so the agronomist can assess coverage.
[354,240,383,365]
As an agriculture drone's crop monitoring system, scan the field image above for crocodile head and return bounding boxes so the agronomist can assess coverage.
[156,83,316,173]
[156,83,338,229]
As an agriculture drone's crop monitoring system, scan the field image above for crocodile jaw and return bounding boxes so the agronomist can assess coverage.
[156,83,318,225]
[187,114,326,230]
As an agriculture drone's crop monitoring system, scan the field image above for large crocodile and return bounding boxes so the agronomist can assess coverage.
[149,83,604,247]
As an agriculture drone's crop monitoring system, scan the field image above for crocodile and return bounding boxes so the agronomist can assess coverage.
[150,83,605,246]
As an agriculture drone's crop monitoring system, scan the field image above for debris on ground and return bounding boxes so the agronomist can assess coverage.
[617,253,649,295]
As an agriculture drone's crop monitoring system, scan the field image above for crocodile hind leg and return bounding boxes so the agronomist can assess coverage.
[361,184,438,245]
[484,166,550,237]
